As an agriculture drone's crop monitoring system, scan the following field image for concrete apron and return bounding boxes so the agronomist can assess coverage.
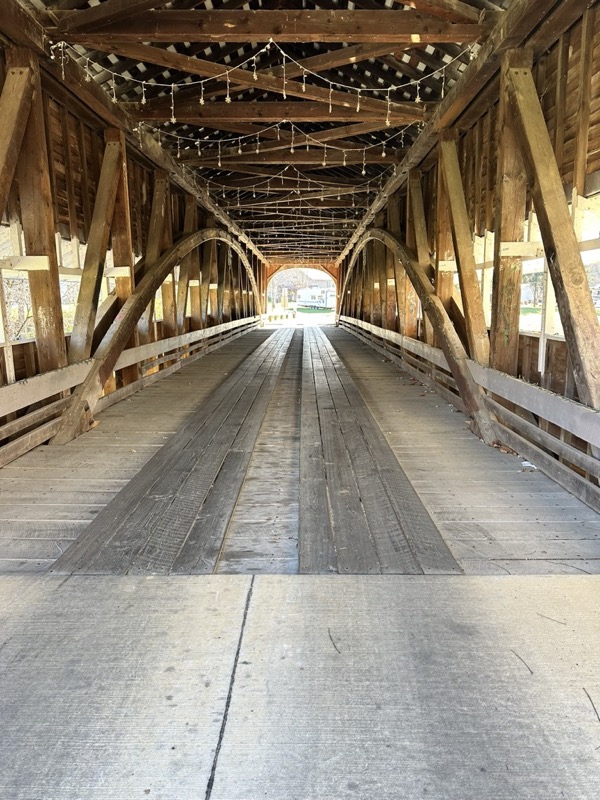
[0,574,599,799]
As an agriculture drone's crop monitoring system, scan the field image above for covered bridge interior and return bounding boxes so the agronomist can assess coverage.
[1,1,600,797]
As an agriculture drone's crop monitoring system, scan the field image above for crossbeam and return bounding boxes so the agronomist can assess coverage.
[64,11,489,44]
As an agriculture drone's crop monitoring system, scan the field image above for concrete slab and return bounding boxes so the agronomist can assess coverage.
[1,575,599,799]
[213,575,600,799]
[0,575,251,800]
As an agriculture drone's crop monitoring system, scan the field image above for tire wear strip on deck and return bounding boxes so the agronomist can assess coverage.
[298,327,459,574]
[319,327,461,575]
[51,330,293,575]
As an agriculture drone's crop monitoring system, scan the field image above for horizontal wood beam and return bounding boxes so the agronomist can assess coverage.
[64,11,489,44]
[133,102,418,123]
[57,1,164,34]
[0,255,50,271]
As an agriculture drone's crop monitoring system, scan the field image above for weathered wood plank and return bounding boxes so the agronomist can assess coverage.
[298,330,337,574]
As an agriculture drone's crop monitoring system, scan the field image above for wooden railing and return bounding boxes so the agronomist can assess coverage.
[0,316,260,467]
[339,316,600,513]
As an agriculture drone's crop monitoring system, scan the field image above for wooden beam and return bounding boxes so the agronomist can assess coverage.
[0,51,34,220]
[490,50,529,377]
[267,43,400,80]
[135,102,416,124]
[110,128,139,387]
[57,1,164,34]
[402,0,482,24]
[138,171,169,343]
[506,65,600,410]
[9,49,67,372]
[69,135,122,363]
[65,11,488,44]
[177,196,198,334]
[439,134,489,365]
[572,8,594,195]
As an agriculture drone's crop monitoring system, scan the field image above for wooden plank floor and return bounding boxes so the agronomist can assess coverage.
[327,326,600,575]
[0,331,273,573]
[0,323,598,575]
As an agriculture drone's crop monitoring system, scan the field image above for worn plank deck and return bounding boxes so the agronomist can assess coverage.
[0,323,598,575]
[326,326,600,575]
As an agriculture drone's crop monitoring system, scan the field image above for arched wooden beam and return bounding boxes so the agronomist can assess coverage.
[339,228,496,445]
[52,228,261,444]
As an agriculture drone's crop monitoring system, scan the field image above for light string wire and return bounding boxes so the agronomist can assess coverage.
[136,119,416,157]
[51,39,476,110]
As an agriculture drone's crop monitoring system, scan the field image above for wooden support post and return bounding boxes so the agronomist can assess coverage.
[177,196,198,333]
[68,132,122,363]
[0,50,34,220]
[506,65,600,409]
[439,132,490,365]
[435,162,455,315]
[138,170,168,343]
[406,174,431,340]
[207,240,219,325]
[110,129,139,386]
[490,50,530,377]
[200,214,215,326]
[552,33,569,169]
[573,9,594,198]
[230,253,241,321]
[216,243,227,324]
[362,246,374,324]
[371,214,385,327]
[159,187,177,340]
[10,50,67,372]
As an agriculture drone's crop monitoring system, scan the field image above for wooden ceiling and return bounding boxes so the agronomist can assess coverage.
[32,0,506,269]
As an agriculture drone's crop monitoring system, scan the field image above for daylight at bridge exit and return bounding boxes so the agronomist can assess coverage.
[0,1,600,798]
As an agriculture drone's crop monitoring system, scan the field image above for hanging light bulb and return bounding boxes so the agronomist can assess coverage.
[356,89,361,112]
[361,149,366,176]
[170,83,176,122]
[199,83,205,106]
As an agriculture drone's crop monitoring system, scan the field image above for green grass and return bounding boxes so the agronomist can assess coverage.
[296,307,334,314]
[520,306,543,316]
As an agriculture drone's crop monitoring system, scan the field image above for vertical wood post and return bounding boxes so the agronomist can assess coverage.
[439,132,490,365]
[11,50,67,372]
[138,170,169,343]
[110,129,139,386]
[177,196,199,333]
[490,50,530,376]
